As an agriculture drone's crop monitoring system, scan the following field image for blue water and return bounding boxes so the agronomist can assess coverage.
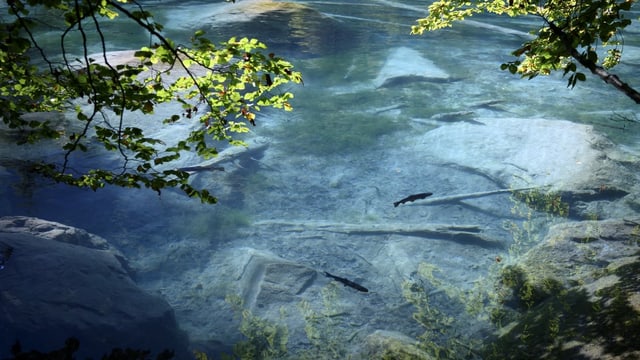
[1,0,640,357]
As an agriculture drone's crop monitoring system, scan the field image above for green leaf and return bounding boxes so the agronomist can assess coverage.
[2,1,302,204]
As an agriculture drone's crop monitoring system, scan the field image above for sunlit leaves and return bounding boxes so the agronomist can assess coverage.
[98,5,119,19]
[412,0,635,88]
[0,17,68,142]
[603,48,622,69]
[2,0,302,204]
[169,35,301,140]
[411,0,479,33]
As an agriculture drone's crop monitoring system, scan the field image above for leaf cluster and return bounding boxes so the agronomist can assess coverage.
[412,0,634,89]
[1,0,302,203]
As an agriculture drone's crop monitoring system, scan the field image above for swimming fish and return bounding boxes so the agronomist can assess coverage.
[0,242,14,270]
[393,192,433,207]
[324,271,369,292]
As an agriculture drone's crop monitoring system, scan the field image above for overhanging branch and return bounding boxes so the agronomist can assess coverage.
[545,19,640,104]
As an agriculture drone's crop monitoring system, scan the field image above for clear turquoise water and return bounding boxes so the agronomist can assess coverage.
[1,0,640,356]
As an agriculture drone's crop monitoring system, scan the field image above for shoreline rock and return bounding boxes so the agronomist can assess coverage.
[489,217,640,359]
[0,216,189,358]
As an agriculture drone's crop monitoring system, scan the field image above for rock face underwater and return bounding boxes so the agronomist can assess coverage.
[0,216,189,358]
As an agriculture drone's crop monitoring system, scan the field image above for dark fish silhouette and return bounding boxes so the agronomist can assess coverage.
[393,192,433,207]
[0,242,14,270]
[324,271,368,292]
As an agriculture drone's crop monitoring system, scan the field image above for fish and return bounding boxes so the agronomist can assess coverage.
[324,271,369,292]
[393,192,433,207]
[0,241,14,270]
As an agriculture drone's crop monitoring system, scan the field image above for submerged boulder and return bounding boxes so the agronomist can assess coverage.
[166,0,310,29]
[0,216,188,358]
[517,218,640,294]
[374,47,450,88]
[162,246,375,356]
[489,218,640,359]
[235,248,317,312]
[0,216,128,267]
[410,117,621,190]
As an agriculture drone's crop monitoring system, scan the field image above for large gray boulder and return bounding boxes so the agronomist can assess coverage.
[408,117,621,190]
[237,248,317,312]
[0,216,188,358]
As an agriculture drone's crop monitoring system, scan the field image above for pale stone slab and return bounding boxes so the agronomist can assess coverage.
[374,47,450,88]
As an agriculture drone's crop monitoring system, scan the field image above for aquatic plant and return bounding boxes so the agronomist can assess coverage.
[512,188,569,218]
[401,262,485,359]
[397,187,640,359]
[205,286,357,360]
[504,187,568,258]
[483,257,640,359]
[297,284,351,359]
[6,337,177,359]
[496,265,565,311]
[225,294,289,360]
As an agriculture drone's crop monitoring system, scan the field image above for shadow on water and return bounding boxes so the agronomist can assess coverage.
[0,157,248,246]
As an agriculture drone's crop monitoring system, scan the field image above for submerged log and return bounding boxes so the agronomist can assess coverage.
[372,104,407,115]
[253,220,502,248]
[404,187,542,206]
[428,110,474,121]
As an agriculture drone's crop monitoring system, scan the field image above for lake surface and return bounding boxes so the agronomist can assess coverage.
[1,0,640,357]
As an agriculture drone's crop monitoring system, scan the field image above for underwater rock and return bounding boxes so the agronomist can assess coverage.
[374,47,450,88]
[164,1,353,57]
[410,117,623,190]
[172,247,320,353]
[0,112,70,166]
[86,49,144,67]
[490,218,640,359]
[619,44,640,66]
[237,248,317,311]
[158,245,380,355]
[0,216,188,358]
[362,330,431,359]
[166,0,310,29]
[185,136,270,178]
[518,218,640,290]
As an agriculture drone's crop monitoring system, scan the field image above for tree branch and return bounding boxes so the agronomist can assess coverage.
[545,19,640,104]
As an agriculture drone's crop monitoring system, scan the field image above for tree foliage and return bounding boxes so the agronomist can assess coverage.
[0,0,302,204]
[412,0,640,103]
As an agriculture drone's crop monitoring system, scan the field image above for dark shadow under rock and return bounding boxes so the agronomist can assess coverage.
[0,217,189,359]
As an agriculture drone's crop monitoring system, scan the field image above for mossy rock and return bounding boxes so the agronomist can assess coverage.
[363,330,433,360]
[497,265,564,310]
[485,255,640,359]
